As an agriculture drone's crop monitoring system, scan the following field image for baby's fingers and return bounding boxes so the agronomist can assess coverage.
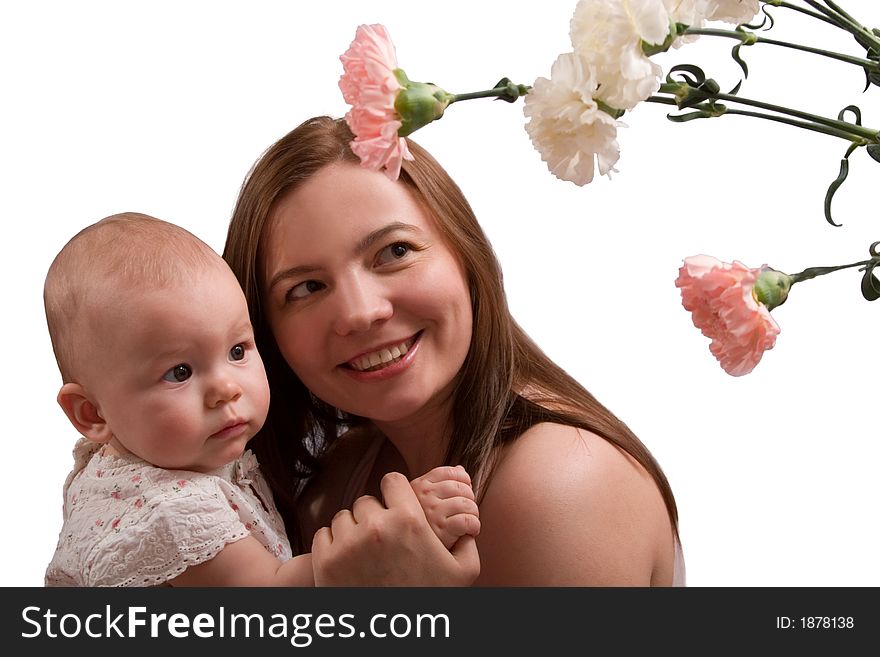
[418,477,476,502]
[442,512,481,540]
[423,496,480,550]
[415,465,472,486]
[426,495,479,524]
[441,495,479,518]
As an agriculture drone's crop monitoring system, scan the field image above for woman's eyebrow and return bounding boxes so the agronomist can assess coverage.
[268,264,319,292]
[268,222,421,291]
[355,222,420,255]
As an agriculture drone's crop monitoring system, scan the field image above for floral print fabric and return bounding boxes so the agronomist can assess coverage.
[45,438,292,587]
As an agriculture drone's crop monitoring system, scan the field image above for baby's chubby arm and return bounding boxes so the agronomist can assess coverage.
[410,465,480,550]
[170,538,314,587]
[170,466,480,586]
[167,484,480,586]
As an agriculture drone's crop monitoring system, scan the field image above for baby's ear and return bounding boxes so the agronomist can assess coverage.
[57,383,112,443]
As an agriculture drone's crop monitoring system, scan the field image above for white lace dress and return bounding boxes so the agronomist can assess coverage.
[45,438,292,587]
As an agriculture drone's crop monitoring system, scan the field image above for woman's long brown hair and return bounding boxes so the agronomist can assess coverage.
[223,116,678,540]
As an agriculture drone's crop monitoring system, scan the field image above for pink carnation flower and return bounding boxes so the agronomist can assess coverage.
[675,255,781,376]
[339,24,413,180]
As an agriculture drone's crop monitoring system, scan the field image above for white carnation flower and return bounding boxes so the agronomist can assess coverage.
[523,53,623,186]
[570,0,671,109]
[706,0,760,24]
[664,0,711,26]
[663,0,712,46]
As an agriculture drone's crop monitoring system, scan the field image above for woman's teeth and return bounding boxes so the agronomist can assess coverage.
[349,337,415,372]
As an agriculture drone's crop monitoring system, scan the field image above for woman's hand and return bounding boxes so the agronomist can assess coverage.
[311,472,480,586]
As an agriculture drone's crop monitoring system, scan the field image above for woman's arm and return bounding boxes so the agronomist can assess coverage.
[474,423,675,586]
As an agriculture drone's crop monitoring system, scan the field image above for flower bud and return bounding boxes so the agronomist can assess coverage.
[752,268,793,311]
[393,69,453,137]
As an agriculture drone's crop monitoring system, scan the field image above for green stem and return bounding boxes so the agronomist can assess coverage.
[823,0,859,25]
[645,95,869,141]
[683,27,880,71]
[656,82,879,141]
[721,107,867,142]
[449,84,530,104]
[643,96,679,108]
[711,90,879,140]
[790,259,877,284]
[802,0,855,25]
[450,89,510,102]
[801,0,880,51]
[764,1,841,28]
[800,0,861,31]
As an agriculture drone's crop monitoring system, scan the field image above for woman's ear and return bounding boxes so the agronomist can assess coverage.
[57,383,112,443]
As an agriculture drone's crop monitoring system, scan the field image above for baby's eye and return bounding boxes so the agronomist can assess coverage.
[230,344,246,361]
[376,242,411,265]
[288,280,325,300]
[162,364,192,383]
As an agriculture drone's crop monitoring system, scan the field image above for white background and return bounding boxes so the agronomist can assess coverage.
[2,1,877,586]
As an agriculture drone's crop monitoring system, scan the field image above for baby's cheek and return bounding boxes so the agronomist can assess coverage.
[246,369,271,412]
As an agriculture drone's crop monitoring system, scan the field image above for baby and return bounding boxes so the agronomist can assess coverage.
[44,212,479,586]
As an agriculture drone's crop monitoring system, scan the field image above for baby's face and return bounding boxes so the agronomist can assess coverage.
[84,262,270,472]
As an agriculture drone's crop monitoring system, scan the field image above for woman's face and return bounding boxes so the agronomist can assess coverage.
[261,162,473,426]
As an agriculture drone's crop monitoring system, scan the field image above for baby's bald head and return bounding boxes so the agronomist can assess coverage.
[44,212,224,383]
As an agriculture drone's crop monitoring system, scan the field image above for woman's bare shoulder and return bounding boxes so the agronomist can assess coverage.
[493,422,658,497]
[475,422,674,585]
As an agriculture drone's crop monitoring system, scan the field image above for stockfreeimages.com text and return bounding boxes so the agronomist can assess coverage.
[21,605,451,646]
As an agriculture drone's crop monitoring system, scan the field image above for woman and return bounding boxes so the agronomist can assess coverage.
[223,116,683,585]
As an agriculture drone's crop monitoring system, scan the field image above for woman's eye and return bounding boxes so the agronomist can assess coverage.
[229,344,246,361]
[376,242,411,265]
[162,364,192,383]
[288,279,325,300]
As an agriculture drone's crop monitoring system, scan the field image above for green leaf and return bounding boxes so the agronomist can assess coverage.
[491,78,527,104]
[731,44,749,79]
[838,105,862,124]
[855,27,880,90]
[860,269,880,301]
[867,144,880,163]
[824,158,848,227]
[742,8,773,32]
[666,64,705,87]
[853,28,880,58]
[667,110,713,123]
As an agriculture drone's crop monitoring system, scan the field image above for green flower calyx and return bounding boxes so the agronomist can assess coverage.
[752,268,793,311]
[394,69,453,137]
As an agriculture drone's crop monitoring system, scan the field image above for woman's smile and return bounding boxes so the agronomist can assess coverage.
[343,332,418,372]
[340,331,422,381]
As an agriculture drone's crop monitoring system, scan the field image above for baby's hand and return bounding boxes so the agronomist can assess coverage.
[410,465,480,550]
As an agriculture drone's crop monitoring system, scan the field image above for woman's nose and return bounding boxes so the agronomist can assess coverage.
[332,276,393,336]
[205,372,243,408]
